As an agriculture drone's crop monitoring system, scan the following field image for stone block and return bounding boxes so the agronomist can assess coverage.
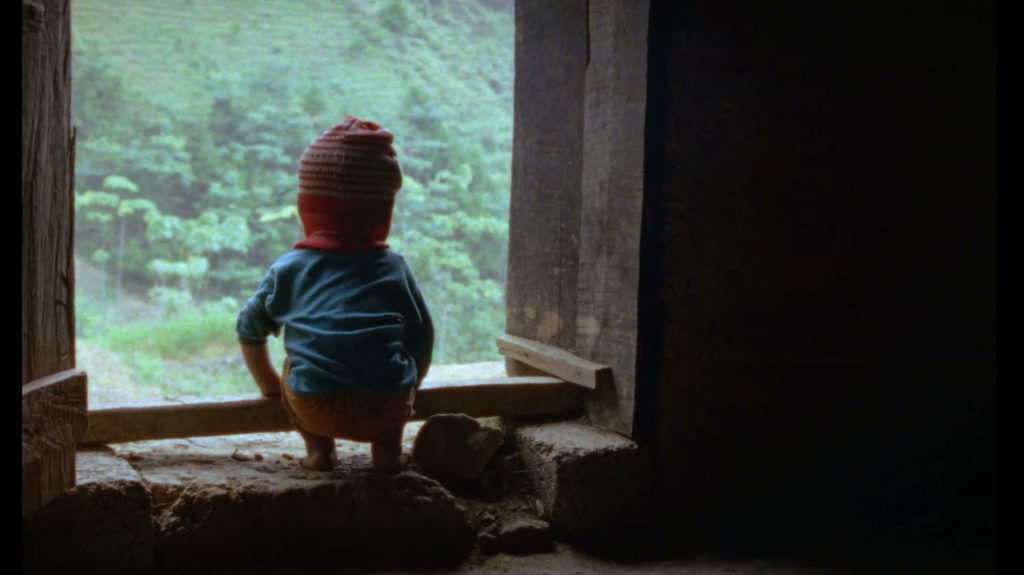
[22,447,156,575]
[512,419,651,545]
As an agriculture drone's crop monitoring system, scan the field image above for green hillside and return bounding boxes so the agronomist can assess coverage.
[72,0,515,398]
[72,1,513,135]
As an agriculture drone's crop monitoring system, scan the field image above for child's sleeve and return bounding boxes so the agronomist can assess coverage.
[236,269,282,346]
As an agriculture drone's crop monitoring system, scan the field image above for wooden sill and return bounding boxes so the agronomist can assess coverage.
[80,376,580,445]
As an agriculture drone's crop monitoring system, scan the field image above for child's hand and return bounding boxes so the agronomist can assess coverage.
[240,342,282,398]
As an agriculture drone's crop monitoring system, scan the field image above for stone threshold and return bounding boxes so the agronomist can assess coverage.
[22,418,649,574]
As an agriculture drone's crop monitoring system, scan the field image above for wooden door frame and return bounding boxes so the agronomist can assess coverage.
[22,1,654,517]
[507,0,650,437]
[23,0,86,517]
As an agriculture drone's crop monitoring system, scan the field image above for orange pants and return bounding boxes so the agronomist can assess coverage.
[279,359,414,443]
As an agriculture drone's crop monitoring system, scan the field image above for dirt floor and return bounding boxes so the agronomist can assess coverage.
[215,548,855,575]
[211,543,996,575]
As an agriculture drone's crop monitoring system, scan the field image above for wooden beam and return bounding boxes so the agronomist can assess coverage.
[575,0,650,435]
[80,377,580,445]
[23,0,75,385]
[82,397,291,446]
[496,334,612,390]
[23,369,88,517]
[505,0,586,357]
[414,376,579,418]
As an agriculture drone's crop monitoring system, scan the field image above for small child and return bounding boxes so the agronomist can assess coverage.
[236,116,434,471]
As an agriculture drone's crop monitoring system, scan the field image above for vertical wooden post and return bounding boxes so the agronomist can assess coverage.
[22,0,81,515]
[576,0,650,435]
[505,0,587,366]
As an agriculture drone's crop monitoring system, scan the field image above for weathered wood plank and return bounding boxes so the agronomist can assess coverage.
[505,0,587,366]
[23,369,88,517]
[81,378,580,445]
[415,377,580,419]
[22,0,74,384]
[577,0,651,435]
[82,398,292,446]
[496,334,611,390]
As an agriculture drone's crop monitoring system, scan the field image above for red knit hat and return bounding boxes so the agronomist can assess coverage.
[294,116,403,252]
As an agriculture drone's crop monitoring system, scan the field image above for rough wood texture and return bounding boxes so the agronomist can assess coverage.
[496,334,611,390]
[81,378,580,445]
[82,398,292,446]
[415,377,580,419]
[23,370,88,516]
[23,0,75,384]
[22,0,79,518]
[576,0,650,435]
[505,0,587,366]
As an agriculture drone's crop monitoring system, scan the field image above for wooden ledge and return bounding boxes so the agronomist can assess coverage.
[496,334,612,390]
[23,369,88,516]
[80,376,580,445]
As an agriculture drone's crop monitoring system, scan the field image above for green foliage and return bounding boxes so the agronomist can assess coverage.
[379,0,412,34]
[73,0,513,397]
[100,306,231,359]
[146,286,194,317]
[102,174,138,193]
[87,302,285,397]
[74,286,107,339]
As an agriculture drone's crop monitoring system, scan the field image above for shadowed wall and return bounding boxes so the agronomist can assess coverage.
[638,0,997,554]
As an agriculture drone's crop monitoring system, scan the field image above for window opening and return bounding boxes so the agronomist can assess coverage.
[72,0,515,410]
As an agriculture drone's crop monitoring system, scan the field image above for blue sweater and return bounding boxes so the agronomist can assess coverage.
[236,249,434,396]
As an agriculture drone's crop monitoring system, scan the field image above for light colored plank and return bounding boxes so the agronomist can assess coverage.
[81,377,580,445]
[23,369,88,517]
[496,334,611,390]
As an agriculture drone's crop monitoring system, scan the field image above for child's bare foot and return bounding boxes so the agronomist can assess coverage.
[299,432,337,471]
[300,450,338,471]
[371,452,409,472]
[371,427,405,471]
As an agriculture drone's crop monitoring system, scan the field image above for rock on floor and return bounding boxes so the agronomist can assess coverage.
[412,413,505,482]
[498,516,555,555]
